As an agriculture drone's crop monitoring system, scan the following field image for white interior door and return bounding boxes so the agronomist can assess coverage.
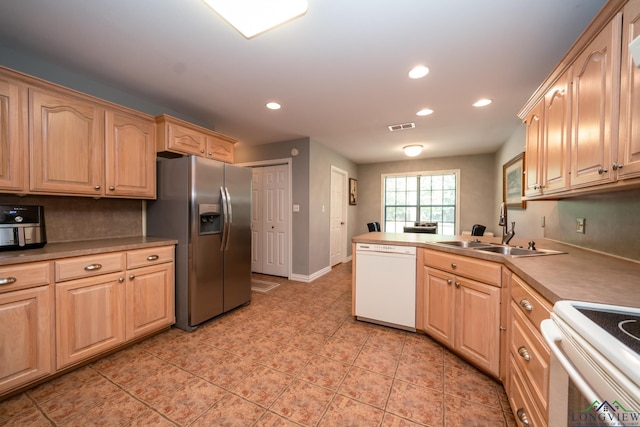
[330,167,347,266]
[251,168,263,273]
[262,165,289,277]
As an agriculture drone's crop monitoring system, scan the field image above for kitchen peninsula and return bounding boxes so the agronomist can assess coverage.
[353,231,640,427]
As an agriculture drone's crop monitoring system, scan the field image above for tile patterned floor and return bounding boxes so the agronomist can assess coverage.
[0,262,516,426]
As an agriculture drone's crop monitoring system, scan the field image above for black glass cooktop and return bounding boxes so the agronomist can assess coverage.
[578,308,640,355]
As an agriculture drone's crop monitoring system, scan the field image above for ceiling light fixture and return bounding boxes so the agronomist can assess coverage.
[403,145,423,157]
[202,0,308,39]
[266,101,281,110]
[408,65,429,79]
[416,108,434,116]
[473,98,493,107]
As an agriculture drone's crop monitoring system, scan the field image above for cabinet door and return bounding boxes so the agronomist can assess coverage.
[206,135,235,163]
[618,1,640,180]
[56,272,125,369]
[0,74,26,192]
[570,16,621,189]
[105,110,156,198]
[164,121,206,156]
[422,267,454,346]
[125,262,174,340]
[542,72,570,194]
[29,88,105,196]
[0,286,52,394]
[455,277,500,376]
[523,100,544,198]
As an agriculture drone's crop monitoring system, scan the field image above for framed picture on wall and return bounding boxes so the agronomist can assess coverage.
[349,178,358,205]
[503,152,526,209]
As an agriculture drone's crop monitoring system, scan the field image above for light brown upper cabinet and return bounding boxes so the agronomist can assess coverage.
[618,0,640,180]
[28,85,156,199]
[570,15,621,189]
[156,114,236,163]
[105,110,156,198]
[0,73,26,193]
[523,100,544,198]
[542,70,571,195]
[29,87,105,196]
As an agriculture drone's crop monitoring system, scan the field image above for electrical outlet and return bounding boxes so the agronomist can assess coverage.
[576,217,585,234]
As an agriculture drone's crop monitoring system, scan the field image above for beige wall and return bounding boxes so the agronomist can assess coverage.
[356,154,496,236]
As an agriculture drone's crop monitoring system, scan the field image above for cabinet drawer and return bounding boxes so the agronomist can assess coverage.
[509,354,547,427]
[423,249,501,286]
[511,301,550,418]
[55,253,125,282]
[127,245,174,269]
[511,274,552,333]
[0,262,51,293]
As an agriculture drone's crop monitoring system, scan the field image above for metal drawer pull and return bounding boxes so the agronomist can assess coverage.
[519,299,533,312]
[451,263,457,269]
[516,408,529,426]
[446,279,452,285]
[455,281,461,288]
[84,263,103,271]
[146,255,159,261]
[518,346,531,361]
[118,277,125,283]
[0,277,17,286]
[129,274,135,280]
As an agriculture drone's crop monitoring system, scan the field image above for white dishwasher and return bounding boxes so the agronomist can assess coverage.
[355,243,416,331]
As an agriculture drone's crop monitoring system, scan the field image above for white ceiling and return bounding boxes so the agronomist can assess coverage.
[0,0,606,164]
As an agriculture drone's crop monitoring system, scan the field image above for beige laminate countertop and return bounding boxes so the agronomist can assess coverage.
[353,232,640,308]
[0,236,178,266]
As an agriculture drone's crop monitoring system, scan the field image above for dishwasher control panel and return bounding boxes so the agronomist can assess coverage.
[356,243,416,255]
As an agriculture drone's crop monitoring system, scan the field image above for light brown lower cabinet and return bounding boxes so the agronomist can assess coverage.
[418,249,502,377]
[0,244,175,398]
[0,285,53,394]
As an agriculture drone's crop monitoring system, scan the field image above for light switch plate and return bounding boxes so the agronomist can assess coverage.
[576,217,585,234]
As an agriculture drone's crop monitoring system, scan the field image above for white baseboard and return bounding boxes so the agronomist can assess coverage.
[290,265,332,283]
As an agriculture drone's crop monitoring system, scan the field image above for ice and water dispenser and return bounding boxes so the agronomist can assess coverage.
[198,204,221,234]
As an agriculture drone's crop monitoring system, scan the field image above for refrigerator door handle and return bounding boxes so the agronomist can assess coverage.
[220,186,229,251]
[224,186,232,251]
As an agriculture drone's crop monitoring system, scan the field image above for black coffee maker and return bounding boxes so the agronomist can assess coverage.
[0,205,47,251]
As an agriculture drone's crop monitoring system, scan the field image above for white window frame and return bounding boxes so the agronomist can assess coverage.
[380,169,461,235]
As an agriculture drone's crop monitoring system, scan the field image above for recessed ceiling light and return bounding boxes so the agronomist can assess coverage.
[266,102,281,110]
[416,108,434,116]
[473,98,493,107]
[202,0,308,39]
[403,145,423,157]
[408,65,429,79]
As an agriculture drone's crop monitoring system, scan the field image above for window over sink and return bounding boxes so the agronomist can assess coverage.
[382,170,459,235]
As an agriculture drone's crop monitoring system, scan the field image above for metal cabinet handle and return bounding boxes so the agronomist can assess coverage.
[146,255,159,261]
[516,408,529,426]
[598,167,608,174]
[84,263,102,271]
[0,277,17,286]
[519,299,533,312]
[518,346,531,361]
[612,163,623,171]
[129,274,135,280]
[446,279,452,285]
[455,281,461,288]
[451,263,457,269]
[94,185,101,190]
[109,186,115,191]
[118,277,125,283]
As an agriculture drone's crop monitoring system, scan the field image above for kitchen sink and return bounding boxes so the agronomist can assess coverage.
[473,246,566,257]
[436,240,493,248]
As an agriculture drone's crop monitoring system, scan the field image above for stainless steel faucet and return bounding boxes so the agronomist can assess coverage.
[499,202,515,245]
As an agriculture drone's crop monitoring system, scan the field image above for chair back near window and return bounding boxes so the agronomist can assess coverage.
[367,222,381,232]
[471,224,486,236]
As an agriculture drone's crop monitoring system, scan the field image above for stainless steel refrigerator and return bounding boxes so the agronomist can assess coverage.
[147,155,252,331]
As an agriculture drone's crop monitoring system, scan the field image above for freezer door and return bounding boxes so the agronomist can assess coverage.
[223,164,252,311]
[190,157,225,326]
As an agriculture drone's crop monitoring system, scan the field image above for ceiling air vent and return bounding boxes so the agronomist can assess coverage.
[388,122,416,132]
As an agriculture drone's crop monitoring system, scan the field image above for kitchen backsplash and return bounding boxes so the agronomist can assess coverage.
[0,195,142,243]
